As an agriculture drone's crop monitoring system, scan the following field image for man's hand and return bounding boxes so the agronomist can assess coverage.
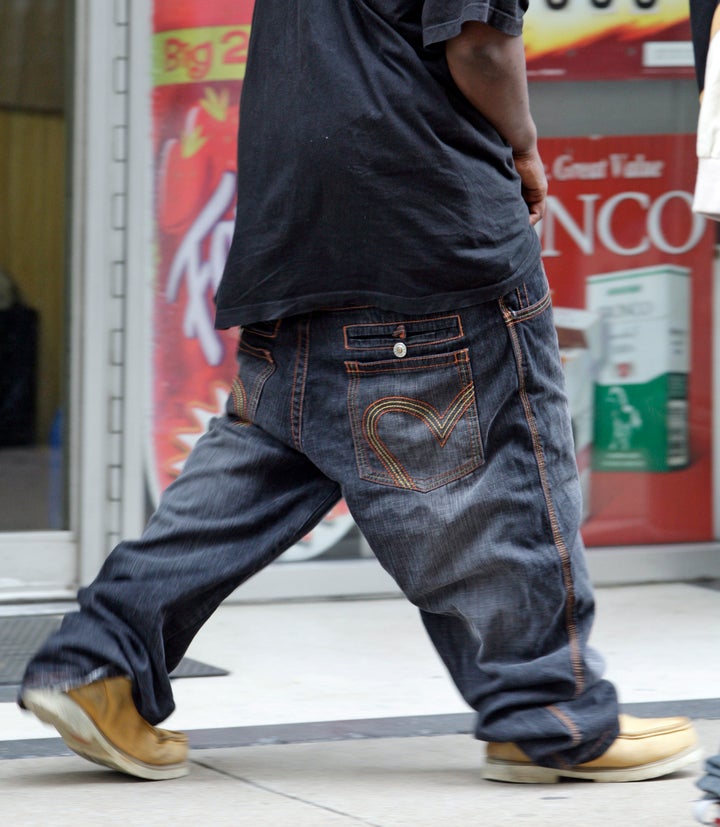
[512,147,547,225]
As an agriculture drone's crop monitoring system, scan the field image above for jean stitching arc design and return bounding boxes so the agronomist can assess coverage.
[500,294,586,700]
[345,348,484,492]
[361,382,477,490]
[229,377,251,426]
[228,340,275,424]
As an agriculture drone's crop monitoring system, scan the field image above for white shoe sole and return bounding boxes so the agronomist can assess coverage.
[22,688,189,780]
[482,744,703,783]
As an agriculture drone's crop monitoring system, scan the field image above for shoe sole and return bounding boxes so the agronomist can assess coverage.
[22,688,189,781]
[482,744,703,783]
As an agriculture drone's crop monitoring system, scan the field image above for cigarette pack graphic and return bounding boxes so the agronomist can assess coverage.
[586,265,690,472]
[554,307,603,521]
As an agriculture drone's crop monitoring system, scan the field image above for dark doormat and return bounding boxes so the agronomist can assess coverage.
[0,615,229,702]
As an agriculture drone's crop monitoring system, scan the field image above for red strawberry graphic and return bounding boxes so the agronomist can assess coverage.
[157,88,239,235]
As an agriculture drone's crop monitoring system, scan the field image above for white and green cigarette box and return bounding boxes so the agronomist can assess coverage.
[586,265,690,472]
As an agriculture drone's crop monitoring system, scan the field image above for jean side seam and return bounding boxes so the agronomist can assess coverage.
[547,704,583,748]
[546,719,619,769]
[291,319,311,451]
[346,367,372,481]
[502,310,586,700]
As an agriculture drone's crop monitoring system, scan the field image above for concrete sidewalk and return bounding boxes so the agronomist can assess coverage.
[2,583,719,825]
[2,723,717,826]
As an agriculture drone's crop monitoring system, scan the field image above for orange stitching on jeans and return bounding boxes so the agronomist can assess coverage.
[343,314,465,350]
[291,319,311,451]
[343,353,463,375]
[500,290,552,326]
[237,340,273,362]
[343,315,463,351]
[547,705,583,746]
[229,377,251,425]
[503,316,585,697]
[545,705,584,769]
[344,333,463,352]
[361,384,476,490]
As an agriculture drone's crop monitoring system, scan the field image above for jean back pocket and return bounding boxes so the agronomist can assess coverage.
[345,347,484,492]
[226,327,277,425]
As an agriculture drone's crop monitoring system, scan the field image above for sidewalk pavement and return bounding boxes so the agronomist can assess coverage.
[3,722,719,827]
[2,582,719,826]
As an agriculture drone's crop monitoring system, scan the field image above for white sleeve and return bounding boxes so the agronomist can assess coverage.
[694,31,720,220]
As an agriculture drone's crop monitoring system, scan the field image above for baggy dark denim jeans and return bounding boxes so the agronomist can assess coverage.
[21,263,620,768]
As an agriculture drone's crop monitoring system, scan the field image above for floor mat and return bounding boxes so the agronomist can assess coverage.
[0,614,229,695]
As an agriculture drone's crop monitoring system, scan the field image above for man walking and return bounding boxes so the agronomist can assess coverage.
[21,0,700,782]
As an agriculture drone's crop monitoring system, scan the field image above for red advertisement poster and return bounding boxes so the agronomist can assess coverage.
[525,0,694,81]
[538,134,714,545]
[150,0,352,560]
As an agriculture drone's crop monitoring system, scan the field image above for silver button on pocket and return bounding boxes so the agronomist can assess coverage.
[393,342,407,358]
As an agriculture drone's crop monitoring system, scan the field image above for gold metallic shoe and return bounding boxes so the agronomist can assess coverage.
[22,676,188,780]
[483,714,702,783]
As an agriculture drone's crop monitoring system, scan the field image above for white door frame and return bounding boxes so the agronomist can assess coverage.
[0,0,142,601]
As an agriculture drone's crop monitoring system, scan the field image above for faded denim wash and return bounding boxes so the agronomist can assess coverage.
[21,263,620,768]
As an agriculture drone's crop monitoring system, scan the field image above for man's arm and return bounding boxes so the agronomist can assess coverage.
[445,21,546,225]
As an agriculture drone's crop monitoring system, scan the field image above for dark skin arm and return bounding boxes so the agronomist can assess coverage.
[445,21,547,225]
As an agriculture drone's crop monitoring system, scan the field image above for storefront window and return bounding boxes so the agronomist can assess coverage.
[0,0,68,532]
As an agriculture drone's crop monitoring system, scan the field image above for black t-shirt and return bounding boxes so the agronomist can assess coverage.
[214,0,541,329]
[690,0,720,91]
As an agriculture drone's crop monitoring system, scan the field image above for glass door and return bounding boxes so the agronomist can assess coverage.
[0,0,74,598]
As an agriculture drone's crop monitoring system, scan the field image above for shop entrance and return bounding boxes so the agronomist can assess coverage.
[0,0,75,597]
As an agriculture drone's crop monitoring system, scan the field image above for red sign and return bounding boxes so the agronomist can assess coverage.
[538,134,714,545]
[525,0,693,81]
[151,1,245,498]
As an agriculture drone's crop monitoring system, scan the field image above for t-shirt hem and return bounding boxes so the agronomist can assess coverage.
[215,250,540,329]
[423,3,524,48]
